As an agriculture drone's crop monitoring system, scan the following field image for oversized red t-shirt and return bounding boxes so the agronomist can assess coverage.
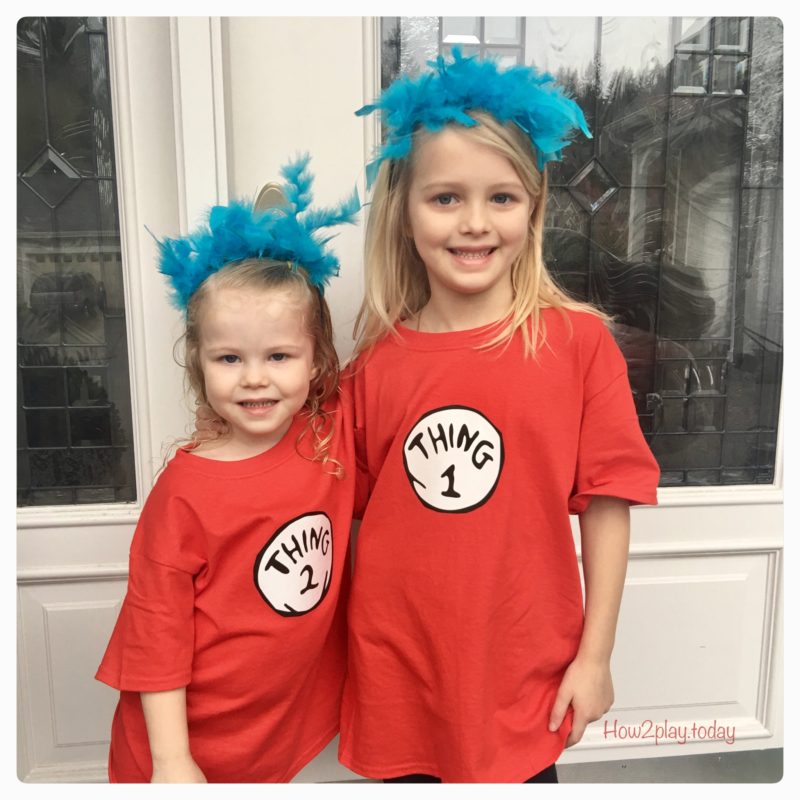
[96,401,355,783]
[338,309,660,782]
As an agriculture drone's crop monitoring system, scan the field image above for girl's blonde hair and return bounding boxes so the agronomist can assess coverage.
[178,259,342,475]
[353,111,608,357]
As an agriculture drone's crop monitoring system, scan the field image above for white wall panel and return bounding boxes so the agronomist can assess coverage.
[18,580,126,782]
[559,547,780,763]
[47,599,122,745]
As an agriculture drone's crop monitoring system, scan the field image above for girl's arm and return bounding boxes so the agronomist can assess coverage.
[141,688,207,783]
[548,495,630,746]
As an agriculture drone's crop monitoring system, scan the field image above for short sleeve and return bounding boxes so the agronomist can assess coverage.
[95,466,207,691]
[95,554,196,691]
[568,323,660,515]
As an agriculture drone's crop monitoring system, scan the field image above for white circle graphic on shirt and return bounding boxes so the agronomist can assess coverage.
[253,512,333,617]
[402,406,504,513]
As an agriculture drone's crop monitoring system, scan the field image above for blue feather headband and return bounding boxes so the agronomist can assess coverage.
[155,154,360,312]
[357,47,592,186]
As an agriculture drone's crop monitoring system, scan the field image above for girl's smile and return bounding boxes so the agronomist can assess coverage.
[448,246,498,267]
[238,399,278,415]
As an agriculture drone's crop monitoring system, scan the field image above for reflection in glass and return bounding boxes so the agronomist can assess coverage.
[26,410,69,448]
[67,367,109,406]
[674,17,711,51]
[687,396,725,432]
[715,17,749,51]
[673,53,709,94]
[712,55,748,95]
[744,19,781,187]
[657,361,691,396]
[595,15,671,218]
[70,408,112,447]
[22,368,64,407]
[525,17,596,90]
[592,188,664,266]
[599,17,670,95]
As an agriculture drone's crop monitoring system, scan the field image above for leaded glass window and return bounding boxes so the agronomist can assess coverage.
[17,17,137,506]
[380,16,783,487]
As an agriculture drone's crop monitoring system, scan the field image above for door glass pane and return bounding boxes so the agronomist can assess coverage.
[17,17,137,506]
[715,17,749,52]
[675,17,711,51]
[382,16,783,487]
[484,17,522,45]
[441,17,479,45]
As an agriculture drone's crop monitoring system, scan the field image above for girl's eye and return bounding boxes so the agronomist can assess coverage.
[220,354,239,364]
[434,194,455,206]
[269,353,287,362]
[493,193,512,205]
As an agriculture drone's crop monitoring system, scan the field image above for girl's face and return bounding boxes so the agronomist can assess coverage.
[198,286,317,458]
[406,127,532,314]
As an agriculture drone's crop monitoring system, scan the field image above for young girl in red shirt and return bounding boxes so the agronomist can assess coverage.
[96,157,359,782]
[338,49,660,783]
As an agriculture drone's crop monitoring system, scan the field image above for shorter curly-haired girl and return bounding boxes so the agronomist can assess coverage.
[96,157,359,783]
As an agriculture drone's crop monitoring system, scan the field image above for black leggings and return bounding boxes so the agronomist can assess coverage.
[384,763,558,783]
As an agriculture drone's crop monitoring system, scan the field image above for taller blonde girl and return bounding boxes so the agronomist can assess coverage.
[338,48,660,784]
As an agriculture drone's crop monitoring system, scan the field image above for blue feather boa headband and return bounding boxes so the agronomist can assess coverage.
[155,154,360,312]
[357,47,591,186]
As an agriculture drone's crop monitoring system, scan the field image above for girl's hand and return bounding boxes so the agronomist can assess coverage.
[151,754,207,783]
[548,655,614,747]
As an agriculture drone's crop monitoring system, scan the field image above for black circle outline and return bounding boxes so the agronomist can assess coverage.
[252,511,333,617]
[402,405,505,514]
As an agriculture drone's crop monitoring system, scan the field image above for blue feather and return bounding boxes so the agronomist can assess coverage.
[154,156,361,313]
[356,46,591,187]
[280,154,314,213]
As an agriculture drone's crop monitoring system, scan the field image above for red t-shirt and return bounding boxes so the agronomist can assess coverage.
[338,309,660,782]
[96,402,354,783]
